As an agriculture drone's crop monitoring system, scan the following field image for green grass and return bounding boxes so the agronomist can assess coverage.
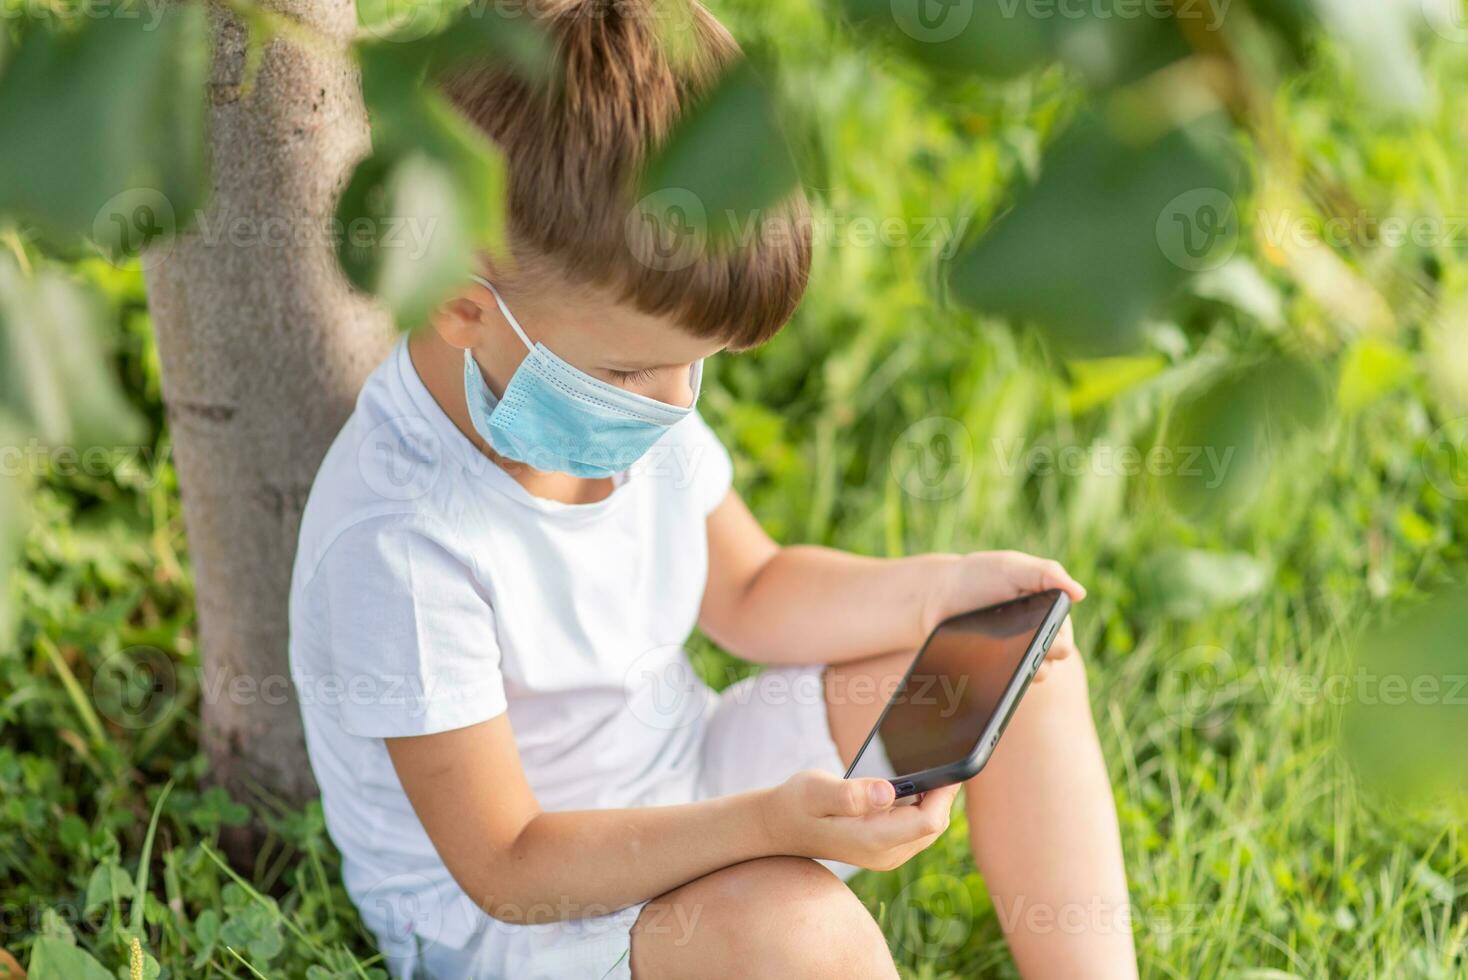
[3,3,1468,978]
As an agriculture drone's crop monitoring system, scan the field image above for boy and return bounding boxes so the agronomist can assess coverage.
[289,2,1138,977]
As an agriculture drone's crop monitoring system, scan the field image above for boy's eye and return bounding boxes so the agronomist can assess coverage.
[605,367,658,385]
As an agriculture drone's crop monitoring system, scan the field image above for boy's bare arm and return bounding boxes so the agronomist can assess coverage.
[698,489,1087,667]
[385,714,957,923]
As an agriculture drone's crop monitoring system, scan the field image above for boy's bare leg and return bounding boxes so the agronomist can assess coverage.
[630,856,898,979]
[825,650,1139,979]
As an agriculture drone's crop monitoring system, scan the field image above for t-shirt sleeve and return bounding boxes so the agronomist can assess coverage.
[683,411,734,514]
[307,516,507,739]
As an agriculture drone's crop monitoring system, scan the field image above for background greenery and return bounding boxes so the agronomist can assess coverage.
[3,0,1468,977]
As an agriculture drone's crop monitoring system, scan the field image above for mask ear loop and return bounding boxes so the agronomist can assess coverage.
[470,274,535,351]
[687,359,704,404]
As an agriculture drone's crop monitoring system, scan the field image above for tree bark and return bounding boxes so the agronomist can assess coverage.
[144,3,393,811]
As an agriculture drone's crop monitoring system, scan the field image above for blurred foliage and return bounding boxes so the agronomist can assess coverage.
[638,58,800,243]
[0,6,209,254]
[0,255,144,448]
[1344,588,1468,811]
[1,0,1468,976]
[340,5,554,328]
[948,111,1245,354]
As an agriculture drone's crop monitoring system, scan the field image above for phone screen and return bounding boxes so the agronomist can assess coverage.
[846,591,1059,781]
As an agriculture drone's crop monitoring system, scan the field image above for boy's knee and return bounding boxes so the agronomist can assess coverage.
[1049,646,1090,693]
[742,859,893,976]
[631,857,896,979]
[1015,649,1097,739]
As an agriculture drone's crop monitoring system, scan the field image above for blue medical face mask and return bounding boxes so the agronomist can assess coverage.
[462,275,702,478]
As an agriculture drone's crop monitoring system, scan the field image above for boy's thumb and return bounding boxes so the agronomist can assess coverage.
[830,777,895,816]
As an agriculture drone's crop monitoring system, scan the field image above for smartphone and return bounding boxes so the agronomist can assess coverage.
[844,589,1071,800]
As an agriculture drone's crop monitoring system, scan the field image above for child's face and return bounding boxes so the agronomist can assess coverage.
[436,272,726,409]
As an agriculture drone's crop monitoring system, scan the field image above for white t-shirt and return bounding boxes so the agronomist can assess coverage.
[287,339,733,976]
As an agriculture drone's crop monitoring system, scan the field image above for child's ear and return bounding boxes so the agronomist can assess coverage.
[429,289,484,350]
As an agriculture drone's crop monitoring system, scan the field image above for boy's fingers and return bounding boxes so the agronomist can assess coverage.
[1046,619,1077,661]
[873,783,960,843]
[916,783,961,819]
[825,777,894,816]
[916,785,959,836]
[1042,561,1086,602]
[1001,552,1086,602]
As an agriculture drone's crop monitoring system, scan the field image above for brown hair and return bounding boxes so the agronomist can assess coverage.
[442,0,811,350]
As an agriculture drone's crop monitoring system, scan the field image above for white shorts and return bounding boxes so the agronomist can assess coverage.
[445,665,887,980]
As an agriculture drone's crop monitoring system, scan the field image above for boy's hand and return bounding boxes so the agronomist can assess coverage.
[921,550,1087,681]
[759,770,960,871]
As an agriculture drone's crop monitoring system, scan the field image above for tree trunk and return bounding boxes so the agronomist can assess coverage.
[144,4,393,814]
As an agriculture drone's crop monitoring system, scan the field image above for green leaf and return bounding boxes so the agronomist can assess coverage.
[1191,259,1285,329]
[37,909,75,945]
[196,909,221,945]
[83,861,134,916]
[83,864,110,916]
[0,7,210,251]
[1054,0,1194,90]
[27,937,112,980]
[141,953,162,980]
[190,909,222,970]
[843,0,1195,87]
[131,781,172,934]
[0,471,27,642]
[639,59,801,244]
[337,145,478,331]
[0,255,146,447]
[1344,589,1468,808]
[841,0,1055,80]
[342,45,511,330]
[1160,355,1330,514]
[220,904,284,965]
[1136,548,1271,619]
[1065,354,1168,414]
[1245,0,1321,66]
[1337,336,1415,414]
[391,3,556,82]
[950,112,1243,355]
